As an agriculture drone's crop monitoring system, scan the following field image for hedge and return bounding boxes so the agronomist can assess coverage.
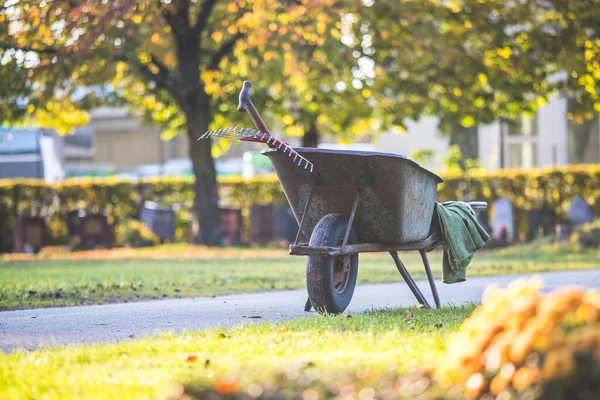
[1,164,599,253]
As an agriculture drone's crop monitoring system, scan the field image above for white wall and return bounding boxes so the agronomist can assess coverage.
[375,116,449,170]
[537,96,568,166]
[375,94,574,172]
[478,122,501,170]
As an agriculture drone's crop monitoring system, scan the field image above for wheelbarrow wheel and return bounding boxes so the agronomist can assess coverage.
[306,213,358,315]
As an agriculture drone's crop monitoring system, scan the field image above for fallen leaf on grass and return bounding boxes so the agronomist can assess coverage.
[185,354,198,363]
[213,378,240,394]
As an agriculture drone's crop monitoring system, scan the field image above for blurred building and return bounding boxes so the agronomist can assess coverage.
[68,107,189,176]
[2,97,598,181]
[0,108,191,180]
[375,95,600,171]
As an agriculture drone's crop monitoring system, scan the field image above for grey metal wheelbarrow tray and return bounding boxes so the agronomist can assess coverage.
[264,147,487,312]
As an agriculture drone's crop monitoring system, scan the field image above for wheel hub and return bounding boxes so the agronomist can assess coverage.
[333,255,351,294]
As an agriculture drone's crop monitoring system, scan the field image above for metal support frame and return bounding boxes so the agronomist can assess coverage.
[389,251,431,308]
[341,190,360,252]
[295,196,487,310]
[419,249,440,308]
[294,186,314,245]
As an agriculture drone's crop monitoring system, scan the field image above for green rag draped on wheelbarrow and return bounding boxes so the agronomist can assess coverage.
[432,202,490,284]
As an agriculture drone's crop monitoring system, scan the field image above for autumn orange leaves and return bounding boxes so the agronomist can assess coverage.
[439,278,600,399]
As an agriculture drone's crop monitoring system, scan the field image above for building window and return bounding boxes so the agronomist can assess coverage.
[508,115,538,136]
[508,142,537,168]
[567,114,600,164]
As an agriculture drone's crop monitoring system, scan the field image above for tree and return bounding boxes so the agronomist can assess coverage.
[236,4,378,148]
[0,0,374,244]
[357,0,600,159]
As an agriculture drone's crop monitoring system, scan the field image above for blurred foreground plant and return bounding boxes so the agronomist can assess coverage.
[439,278,600,399]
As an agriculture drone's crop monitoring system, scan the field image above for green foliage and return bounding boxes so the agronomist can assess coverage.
[0,304,472,399]
[358,0,600,133]
[443,145,482,172]
[2,244,599,310]
[410,149,434,167]
[114,219,160,248]
[1,164,600,252]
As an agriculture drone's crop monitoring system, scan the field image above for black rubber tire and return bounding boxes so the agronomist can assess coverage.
[306,213,358,314]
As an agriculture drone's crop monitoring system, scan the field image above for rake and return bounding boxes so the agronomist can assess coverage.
[198,81,314,173]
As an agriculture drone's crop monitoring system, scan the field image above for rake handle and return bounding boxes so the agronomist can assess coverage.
[237,81,274,143]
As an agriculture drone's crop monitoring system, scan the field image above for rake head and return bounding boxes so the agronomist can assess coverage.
[199,127,314,173]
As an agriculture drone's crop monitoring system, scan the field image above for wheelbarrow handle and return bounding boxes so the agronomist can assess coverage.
[467,201,488,211]
[237,81,273,138]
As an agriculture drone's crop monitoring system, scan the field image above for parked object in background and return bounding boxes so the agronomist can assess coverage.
[249,204,275,245]
[139,201,175,242]
[75,211,113,249]
[249,204,299,246]
[218,208,243,246]
[13,216,47,253]
[527,208,556,240]
[490,198,515,244]
[570,218,600,249]
[0,128,64,182]
[275,206,299,246]
[555,196,597,243]
[567,195,595,226]
[65,210,80,237]
[555,224,571,243]
[115,219,160,248]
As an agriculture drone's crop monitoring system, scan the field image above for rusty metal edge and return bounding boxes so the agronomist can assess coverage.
[261,147,444,183]
[289,231,441,256]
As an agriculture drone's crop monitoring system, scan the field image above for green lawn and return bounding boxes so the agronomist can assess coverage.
[0,304,476,400]
[1,243,598,310]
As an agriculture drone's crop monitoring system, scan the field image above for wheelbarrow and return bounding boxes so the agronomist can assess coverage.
[203,81,488,314]
[265,147,487,314]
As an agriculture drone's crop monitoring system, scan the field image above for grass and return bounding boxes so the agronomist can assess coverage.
[1,242,598,310]
[0,304,477,400]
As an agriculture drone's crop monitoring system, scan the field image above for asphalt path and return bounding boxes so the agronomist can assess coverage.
[1,270,598,353]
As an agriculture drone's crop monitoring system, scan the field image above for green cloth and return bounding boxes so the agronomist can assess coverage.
[433,201,490,284]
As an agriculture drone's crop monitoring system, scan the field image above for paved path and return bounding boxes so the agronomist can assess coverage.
[1,270,598,353]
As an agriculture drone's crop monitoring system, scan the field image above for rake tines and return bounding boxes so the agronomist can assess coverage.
[199,126,314,173]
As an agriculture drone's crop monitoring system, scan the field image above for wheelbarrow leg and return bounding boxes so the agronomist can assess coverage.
[304,297,312,312]
[419,249,441,308]
[389,251,431,308]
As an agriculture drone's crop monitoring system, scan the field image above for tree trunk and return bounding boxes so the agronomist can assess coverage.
[450,124,479,160]
[302,120,319,148]
[186,110,222,245]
